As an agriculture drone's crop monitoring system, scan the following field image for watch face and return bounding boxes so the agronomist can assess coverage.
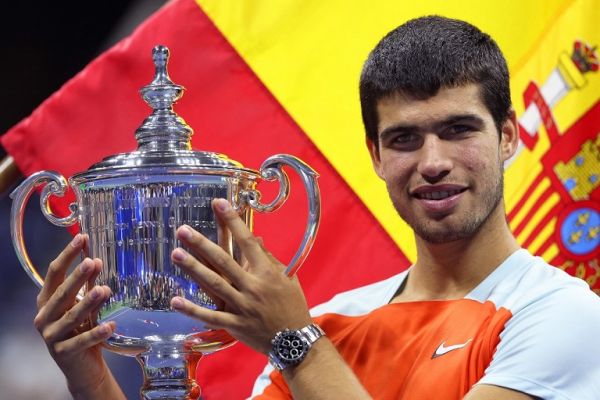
[274,331,309,362]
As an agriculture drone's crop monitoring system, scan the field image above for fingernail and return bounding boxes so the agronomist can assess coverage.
[172,248,187,262]
[214,198,230,212]
[70,234,83,248]
[89,287,101,300]
[178,225,193,241]
[80,259,92,274]
[171,297,185,310]
[98,323,111,335]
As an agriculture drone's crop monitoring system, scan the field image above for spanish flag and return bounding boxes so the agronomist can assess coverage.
[2,0,599,398]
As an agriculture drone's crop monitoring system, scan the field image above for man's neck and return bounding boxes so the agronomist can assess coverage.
[392,208,520,303]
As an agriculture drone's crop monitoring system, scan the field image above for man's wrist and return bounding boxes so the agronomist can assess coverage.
[67,366,125,400]
[268,323,325,371]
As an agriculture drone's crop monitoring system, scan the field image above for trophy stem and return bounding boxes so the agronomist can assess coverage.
[137,350,202,400]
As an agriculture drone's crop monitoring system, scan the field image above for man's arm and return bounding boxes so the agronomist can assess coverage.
[465,385,535,400]
[281,339,371,399]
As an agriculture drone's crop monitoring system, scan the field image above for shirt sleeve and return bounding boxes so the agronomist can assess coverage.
[476,286,600,400]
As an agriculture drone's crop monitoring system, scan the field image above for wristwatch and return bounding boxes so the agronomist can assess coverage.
[268,323,325,371]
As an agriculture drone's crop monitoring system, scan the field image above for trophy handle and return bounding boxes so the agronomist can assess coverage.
[10,171,79,289]
[242,154,321,276]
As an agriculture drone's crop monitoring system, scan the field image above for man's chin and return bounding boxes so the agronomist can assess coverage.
[416,230,467,244]
[412,221,480,244]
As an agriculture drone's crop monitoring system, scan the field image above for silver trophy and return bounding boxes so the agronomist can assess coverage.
[10,45,320,399]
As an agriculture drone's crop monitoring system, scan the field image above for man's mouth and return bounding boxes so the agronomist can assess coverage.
[414,189,465,200]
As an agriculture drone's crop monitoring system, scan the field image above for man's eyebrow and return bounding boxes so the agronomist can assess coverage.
[379,123,420,141]
[378,113,486,140]
[436,114,485,129]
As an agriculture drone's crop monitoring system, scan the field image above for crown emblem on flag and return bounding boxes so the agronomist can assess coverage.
[572,40,599,73]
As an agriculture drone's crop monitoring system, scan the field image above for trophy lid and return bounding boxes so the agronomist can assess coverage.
[72,45,253,181]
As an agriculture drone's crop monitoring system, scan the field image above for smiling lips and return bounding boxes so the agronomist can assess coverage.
[411,186,467,213]
[415,189,463,200]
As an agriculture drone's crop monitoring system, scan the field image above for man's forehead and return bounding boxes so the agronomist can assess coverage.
[378,82,484,105]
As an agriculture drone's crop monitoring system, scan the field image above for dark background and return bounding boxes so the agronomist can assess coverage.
[1,2,165,398]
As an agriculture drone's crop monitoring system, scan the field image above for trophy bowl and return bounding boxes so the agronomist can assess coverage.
[10,45,320,399]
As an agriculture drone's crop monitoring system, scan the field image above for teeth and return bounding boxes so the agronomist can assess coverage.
[420,189,460,200]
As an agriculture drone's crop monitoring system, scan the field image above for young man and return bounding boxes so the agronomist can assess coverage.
[35,16,600,399]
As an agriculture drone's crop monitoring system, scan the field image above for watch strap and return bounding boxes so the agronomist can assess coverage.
[300,323,325,343]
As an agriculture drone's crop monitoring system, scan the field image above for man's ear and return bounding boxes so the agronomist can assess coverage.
[500,109,520,162]
[366,137,385,179]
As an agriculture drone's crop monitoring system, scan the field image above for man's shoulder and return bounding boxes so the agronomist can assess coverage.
[309,271,408,318]
[468,249,597,313]
[479,252,600,399]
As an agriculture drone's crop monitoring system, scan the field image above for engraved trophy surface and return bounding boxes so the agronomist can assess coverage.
[10,45,321,399]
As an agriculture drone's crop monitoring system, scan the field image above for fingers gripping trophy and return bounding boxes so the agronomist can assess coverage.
[10,45,321,399]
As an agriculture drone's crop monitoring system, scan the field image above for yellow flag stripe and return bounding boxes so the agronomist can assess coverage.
[507,0,576,77]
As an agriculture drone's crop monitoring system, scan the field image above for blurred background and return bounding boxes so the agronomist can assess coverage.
[1,2,165,398]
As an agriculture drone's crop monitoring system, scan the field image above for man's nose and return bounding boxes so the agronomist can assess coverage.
[416,135,453,181]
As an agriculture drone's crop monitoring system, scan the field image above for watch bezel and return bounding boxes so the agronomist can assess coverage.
[268,323,325,371]
[272,329,310,363]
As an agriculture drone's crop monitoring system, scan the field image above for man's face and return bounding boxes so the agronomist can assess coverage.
[368,83,518,244]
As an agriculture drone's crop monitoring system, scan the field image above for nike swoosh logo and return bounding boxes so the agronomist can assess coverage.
[431,339,472,359]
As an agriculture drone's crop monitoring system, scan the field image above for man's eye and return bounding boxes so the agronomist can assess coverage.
[386,133,422,151]
[445,125,472,136]
[393,133,419,144]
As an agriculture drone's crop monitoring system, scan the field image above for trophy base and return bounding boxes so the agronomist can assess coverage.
[137,350,203,400]
[100,307,236,355]
[99,308,236,399]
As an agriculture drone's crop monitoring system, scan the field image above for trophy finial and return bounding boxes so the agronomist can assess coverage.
[136,45,193,151]
[151,45,172,86]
